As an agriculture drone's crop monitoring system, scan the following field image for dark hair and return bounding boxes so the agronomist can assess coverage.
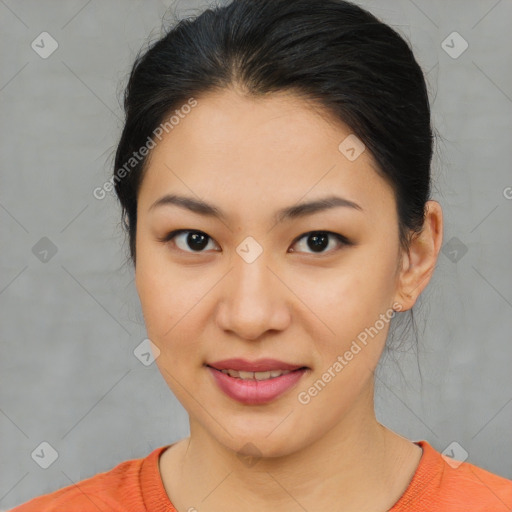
[113,0,435,355]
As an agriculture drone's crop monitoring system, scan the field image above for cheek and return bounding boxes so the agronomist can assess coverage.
[135,239,184,337]
[135,242,212,360]
[300,256,393,326]
[298,253,396,365]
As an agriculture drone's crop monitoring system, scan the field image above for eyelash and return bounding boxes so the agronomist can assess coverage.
[158,229,352,256]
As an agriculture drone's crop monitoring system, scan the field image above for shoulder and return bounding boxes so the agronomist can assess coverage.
[8,480,118,512]
[8,446,168,512]
[437,454,512,511]
[391,440,512,512]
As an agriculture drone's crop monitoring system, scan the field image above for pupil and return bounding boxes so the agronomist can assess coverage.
[308,232,328,252]
[188,232,208,251]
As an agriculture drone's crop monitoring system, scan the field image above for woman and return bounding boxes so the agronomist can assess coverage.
[11,0,512,510]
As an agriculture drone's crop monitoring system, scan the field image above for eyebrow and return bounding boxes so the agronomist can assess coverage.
[148,193,363,223]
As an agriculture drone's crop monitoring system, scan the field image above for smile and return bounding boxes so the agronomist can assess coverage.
[218,369,292,380]
[207,365,308,405]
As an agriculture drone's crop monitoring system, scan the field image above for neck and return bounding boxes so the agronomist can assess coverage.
[161,387,422,512]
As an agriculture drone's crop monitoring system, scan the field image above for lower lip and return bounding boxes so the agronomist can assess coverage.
[207,366,308,405]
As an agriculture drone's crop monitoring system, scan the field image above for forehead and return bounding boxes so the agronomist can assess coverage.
[138,88,395,222]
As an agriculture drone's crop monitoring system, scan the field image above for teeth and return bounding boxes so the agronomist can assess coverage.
[220,369,292,380]
[254,371,272,381]
[238,370,256,380]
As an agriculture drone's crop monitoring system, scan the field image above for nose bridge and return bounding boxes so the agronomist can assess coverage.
[231,242,276,310]
[231,232,273,291]
[234,245,272,295]
[216,240,288,339]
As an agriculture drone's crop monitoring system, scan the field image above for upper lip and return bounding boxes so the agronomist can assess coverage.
[207,358,307,372]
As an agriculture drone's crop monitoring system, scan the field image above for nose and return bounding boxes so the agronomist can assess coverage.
[215,251,291,341]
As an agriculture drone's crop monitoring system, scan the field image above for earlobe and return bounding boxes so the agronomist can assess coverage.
[393,200,443,311]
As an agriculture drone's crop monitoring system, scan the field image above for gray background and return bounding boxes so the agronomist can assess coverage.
[1,0,511,509]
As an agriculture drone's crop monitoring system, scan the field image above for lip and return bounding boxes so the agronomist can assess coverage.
[207,358,307,372]
[207,366,308,405]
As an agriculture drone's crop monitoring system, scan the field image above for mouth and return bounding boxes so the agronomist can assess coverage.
[205,364,310,405]
[206,365,309,381]
[205,357,310,378]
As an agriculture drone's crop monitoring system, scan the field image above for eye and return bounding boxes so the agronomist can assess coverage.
[159,229,219,253]
[158,229,351,255]
[289,231,350,255]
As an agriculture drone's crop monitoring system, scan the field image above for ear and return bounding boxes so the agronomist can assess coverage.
[393,200,443,311]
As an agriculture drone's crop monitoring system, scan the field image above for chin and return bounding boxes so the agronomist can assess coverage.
[214,426,308,461]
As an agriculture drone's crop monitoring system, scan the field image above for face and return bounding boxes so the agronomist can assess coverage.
[135,88,406,457]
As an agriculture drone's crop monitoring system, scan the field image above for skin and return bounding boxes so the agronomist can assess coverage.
[134,86,443,512]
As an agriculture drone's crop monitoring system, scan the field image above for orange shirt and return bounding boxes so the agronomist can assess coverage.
[9,440,512,512]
